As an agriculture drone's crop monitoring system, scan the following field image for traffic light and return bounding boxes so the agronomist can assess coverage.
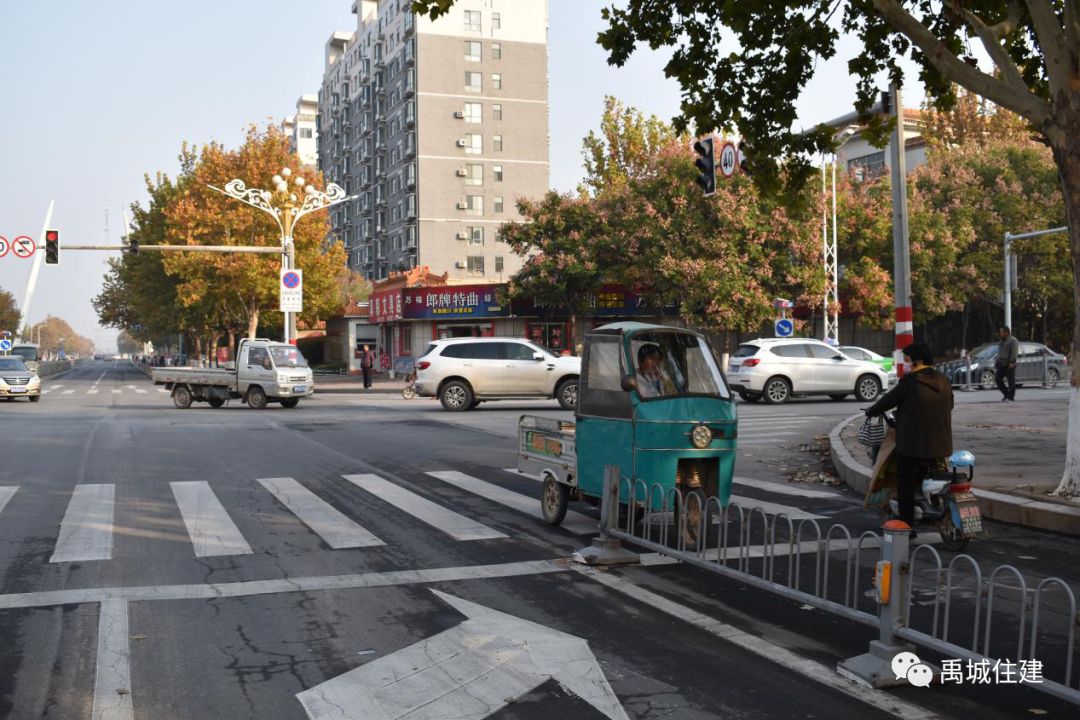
[693,136,715,196]
[45,229,59,265]
[738,142,752,177]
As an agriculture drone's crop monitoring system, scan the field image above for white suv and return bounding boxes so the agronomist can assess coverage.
[727,338,891,404]
[414,338,581,412]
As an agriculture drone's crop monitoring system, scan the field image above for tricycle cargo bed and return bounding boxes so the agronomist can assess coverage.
[518,415,576,486]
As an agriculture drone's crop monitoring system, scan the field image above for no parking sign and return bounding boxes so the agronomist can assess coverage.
[280,268,303,312]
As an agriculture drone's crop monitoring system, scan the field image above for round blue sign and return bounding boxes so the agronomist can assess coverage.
[0,339,11,351]
[774,318,794,338]
[282,272,301,289]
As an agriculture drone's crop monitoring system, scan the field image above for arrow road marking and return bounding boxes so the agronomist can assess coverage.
[296,590,628,720]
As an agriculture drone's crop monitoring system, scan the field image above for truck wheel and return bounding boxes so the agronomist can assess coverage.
[280,398,300,408]
[173,386,193,409]
[540,476,569,525]
[555,378,579,410]
[208,397,225,409]
[439,380,473,411]
[246,386,268,410]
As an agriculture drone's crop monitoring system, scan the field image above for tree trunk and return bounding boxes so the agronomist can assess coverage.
[227,329,236,363]
[194,337,203,368]
[1051,118,1080,496]
[569,313,578,355]
[246,307,260,340]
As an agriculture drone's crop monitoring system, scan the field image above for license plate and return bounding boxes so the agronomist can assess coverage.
[292,385,306,393]
[728,365,740,373]
[9,387,26,393]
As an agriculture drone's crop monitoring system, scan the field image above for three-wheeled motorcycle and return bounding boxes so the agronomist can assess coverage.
[518,322,737,545]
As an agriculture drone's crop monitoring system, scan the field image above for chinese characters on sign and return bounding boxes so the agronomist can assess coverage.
[941,658,1043,685]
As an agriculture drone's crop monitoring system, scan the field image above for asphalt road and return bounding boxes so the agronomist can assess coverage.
[0,360,1076,719]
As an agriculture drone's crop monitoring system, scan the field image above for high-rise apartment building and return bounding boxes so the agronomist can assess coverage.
[283,94,320,167]
[318,0,549,282]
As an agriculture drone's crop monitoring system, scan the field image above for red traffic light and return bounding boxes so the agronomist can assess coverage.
[46,230,58,242]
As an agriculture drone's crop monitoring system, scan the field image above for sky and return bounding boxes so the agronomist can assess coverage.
[0,1,924,349]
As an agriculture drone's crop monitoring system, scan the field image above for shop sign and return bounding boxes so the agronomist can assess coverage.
[403,285,508,319]
[369,290,404,323]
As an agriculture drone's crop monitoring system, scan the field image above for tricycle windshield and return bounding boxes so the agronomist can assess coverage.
[630,331,729,400]
[269,346,309,368]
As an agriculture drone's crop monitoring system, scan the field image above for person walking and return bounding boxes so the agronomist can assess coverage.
[359,344,373,389]
[994,325,1020,402]
[865,342,954,535]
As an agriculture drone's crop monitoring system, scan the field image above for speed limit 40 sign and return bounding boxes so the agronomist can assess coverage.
[718,141,738,179]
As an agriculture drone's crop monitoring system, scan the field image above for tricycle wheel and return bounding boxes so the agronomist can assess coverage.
[208,397,225,409]
[246,385,268,410]
[172,386,193,409]
[540,476,569,526]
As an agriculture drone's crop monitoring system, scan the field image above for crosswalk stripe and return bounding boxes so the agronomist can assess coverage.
[344,474,506,541]
[257,477,385,549]
[733,476,840,499]
[426,470,597,536]
[170,481,253,557]
[157,388,169,394]
[41,389,54,395]
[728,494,825,521]
[0,486,17,516]
[50,484,115,563]
[62,390,75,395]
[87,389,99,395]
[112,389,122,394]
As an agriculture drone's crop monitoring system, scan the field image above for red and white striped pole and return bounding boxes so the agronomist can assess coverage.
[888,84,913,377]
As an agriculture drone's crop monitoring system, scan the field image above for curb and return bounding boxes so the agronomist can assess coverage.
[827,415,1080,536]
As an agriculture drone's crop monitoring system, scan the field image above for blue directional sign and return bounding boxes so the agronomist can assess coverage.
[774,318,794,338]
[0,339,11,352]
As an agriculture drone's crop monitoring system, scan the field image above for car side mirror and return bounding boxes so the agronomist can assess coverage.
[532,353,544,361]
[620,374,638,392]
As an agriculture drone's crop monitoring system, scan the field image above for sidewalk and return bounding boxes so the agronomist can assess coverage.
[828,389,1080,534]
[313,373,407,395]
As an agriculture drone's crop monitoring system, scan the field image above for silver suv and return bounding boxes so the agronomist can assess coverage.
[727,338,891,404]
[414,338,581,412]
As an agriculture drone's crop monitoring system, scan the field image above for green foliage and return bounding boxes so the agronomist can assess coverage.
[0,288,21,334]
[580,96,681,198]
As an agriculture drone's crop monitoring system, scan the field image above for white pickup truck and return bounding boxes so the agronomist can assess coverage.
[151,338,314,409]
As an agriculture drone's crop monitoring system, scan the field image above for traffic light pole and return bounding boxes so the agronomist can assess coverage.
[19,201,53,342]
[888,84,914,376]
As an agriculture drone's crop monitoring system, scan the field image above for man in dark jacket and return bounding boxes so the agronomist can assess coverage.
[359,344,373,389]
[994,325,1020,402]
[865,342,954,531]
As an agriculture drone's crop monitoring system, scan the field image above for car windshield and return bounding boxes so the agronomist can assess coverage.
[0,358,28,371]
[11,347,38,362]
[269,346,309,368]
[629,331,729,399]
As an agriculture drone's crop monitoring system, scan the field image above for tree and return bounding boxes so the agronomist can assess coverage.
[0,288,20,335]
[116,330,141,355]
[579,96,680,198]
[510,0,1080,496]
[31,316,93,358]
[921,86,1033,151]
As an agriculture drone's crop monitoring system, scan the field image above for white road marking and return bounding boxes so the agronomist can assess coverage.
[728,495,826,521]
[503,468,542,480]
[40,389,54,394]
[50,484,115,563]
[157,388,169,394]
[88,389,99,395]
[733,476,840,499]
[170,481,253,557]
[92,599,134,720]
[344,474,506,541]
[258,477,385,549]
[573,567,938,720]
[112,389,122,394]
[426,470,597,536]
[62,390,75,395]
[0,486,17,515]
[296,590,628,720]
[126,385,147,394]
[0,559,568,610]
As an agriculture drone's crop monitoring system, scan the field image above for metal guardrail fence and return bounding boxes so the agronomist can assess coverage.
[591,467,1080,705]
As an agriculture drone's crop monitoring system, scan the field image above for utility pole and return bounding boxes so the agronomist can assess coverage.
[20,201,53,342]
[888,84,913,375]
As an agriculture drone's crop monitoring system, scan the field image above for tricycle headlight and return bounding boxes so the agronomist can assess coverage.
[691,424,713,449]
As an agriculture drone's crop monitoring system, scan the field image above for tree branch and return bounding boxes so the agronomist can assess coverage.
[1065,0,1080,71]
[872,0,1051,126]
[1025,0,1070,97]
[943,0,1027,93]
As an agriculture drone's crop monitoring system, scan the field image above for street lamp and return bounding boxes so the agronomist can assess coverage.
[821,125,860,345]
[209,169,354,344]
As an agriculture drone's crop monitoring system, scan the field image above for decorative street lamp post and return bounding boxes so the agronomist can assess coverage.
[210,168,353,344]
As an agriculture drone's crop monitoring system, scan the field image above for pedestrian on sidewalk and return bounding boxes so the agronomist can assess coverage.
[865,342,954,531]
[995,325,1020,402]
[359,344,373,389]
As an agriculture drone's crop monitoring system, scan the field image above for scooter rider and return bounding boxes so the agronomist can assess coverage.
[864,342,954,534]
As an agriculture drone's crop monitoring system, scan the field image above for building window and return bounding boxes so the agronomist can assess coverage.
[465,195,484,216]
[492,73,502,90]
[467,256,485,275]
[465,163,483,186]
[492,12,501,29]
[299,127,313,138]
[493,134,503,152]
[468,226,484,245]
[464,10,481,31]
[464,102,482,123]
[464,133,482,154]
[465,71,482,93]
[465,41,481,61]
[494,196,504,213]
[495,256,504,273]
[848,151,886,181]
[492,43,502,60]
[493,165,503,182]
[492,104,503,121]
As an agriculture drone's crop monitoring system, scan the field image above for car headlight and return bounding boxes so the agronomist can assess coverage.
[29,375,40,385]
[691,424,713,449]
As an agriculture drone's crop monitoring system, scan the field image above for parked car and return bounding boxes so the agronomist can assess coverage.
[840,345,894,373]
[414,337,581,411]
[727,338,892,404]
[942,341,1067,389]
[0,357,42,402]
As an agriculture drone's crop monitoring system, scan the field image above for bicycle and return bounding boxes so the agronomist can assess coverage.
[401,370,417,400]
